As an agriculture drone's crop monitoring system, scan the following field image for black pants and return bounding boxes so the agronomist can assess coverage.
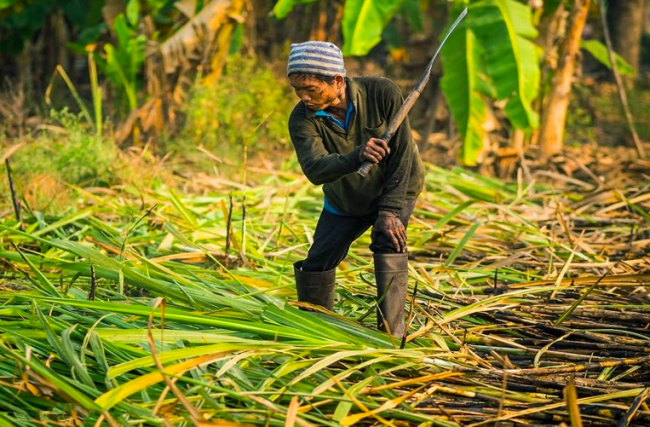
[301,199,416,272]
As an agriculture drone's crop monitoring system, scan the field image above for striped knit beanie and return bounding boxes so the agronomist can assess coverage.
[287,41,346,77]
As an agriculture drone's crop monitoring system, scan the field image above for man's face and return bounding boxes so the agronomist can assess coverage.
[289,74,343,110]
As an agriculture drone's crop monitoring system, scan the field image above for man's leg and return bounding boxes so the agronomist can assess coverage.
[295,210,373,310]
[370,199,416,337]
[302,210,373,271]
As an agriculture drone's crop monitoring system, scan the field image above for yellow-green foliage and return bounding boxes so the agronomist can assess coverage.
[13,109,119,185]
[180,55,295,161]
[1,109,119,211]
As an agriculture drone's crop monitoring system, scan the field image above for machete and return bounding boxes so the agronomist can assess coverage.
[357,7,468,177]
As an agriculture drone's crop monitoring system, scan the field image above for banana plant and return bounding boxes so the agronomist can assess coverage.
[100,0,147,113]
[273,0,416,56]
[581,39,635,76]
[274,0,541,166]
[441,0,540,166]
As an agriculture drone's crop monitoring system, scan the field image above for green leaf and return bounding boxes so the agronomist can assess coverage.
[333,377,375,421]
[56,0,105,28]
[5,307,102,402]
[146,0,174,16]
[126,0,140,27]
[272,0,321,19]
[470,0,540,129]
[102,14,146,110]
[168,189,197,225]
[7,247,62,297]
[444,221,482,267]
[32,207,93,237]
[0,412,18,427]
[442,0,541,165]
[342,0,407,56]
[0,341,100,411]
[229,23,244,55]
[542,0,563,17]
[382,22,405,51]
[403,0,424,33]
[441,12,489,166]
[581,39,636,76]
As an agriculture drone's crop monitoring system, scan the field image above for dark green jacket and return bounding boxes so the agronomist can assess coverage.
[288,76,424,217]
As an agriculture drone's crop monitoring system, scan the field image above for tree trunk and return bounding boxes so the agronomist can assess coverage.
[537,0,592,158]
[607,0,646,79]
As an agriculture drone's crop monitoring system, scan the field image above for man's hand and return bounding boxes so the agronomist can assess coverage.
[374,212,407,253]
[359,138,390,164]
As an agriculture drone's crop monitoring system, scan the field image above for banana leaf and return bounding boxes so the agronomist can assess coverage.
[581,39,636,76]
[440,12,491,166]
[470,0,539,129]
[272,0,321,19]
[442,0,540,165]
[342,0,406,56]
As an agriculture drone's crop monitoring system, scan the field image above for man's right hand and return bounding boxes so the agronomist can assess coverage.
[359,138,390,164]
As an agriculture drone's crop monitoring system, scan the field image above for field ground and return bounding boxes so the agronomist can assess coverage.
[0,134,649,426]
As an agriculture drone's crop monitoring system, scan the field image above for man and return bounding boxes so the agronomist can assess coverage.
[287,41,424,337]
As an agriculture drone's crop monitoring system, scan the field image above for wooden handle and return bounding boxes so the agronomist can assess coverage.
[357,160,374,177]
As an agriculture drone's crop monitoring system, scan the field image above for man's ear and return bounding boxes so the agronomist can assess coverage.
[334,75,345,87]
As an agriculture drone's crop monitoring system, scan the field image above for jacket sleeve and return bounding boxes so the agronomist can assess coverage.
[289,117,363,185]
[377,81,415,214]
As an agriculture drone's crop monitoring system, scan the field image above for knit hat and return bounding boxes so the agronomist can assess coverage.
[287,41,346,77]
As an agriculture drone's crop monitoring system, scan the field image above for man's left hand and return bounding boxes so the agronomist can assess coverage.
[374,212,407,253]
[359,138,390,164]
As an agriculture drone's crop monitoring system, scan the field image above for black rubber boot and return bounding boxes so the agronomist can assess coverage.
[294,261,336,310]
[374,253,409,337]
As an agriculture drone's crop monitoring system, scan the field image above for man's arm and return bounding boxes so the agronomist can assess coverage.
[368,80,416,253]
[289,118,363,185]
[376,81,414,215]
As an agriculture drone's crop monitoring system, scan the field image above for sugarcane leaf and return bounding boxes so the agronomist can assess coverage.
[0,340,100,411]
[37,297,315,341]
[60,325,96,388]
[440,285,559,325]
[34,306,93,389]
[107,342,286,378]
[444,221,482,267]
[435,201,477,230]
[7,246,61,297]
[333,376,375,421]
[168,189,197,225]
[563,378,584,427]
[96,352,226,409]
[31,208,93,237]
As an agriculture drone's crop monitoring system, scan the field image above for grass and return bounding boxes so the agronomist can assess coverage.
[566,79,650,146]
[177,55,295,168]
[0,149,648,426]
